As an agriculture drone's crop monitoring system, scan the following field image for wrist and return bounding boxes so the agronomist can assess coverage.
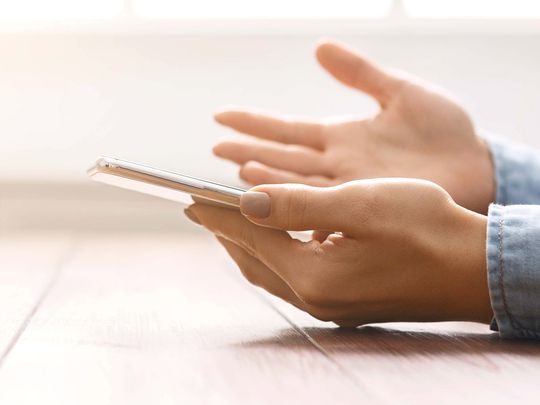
[469,137,496,214]
[451,207,493,323]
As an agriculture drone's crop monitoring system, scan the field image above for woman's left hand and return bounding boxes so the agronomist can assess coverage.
[185,179,493,327]
[213,41,494,214]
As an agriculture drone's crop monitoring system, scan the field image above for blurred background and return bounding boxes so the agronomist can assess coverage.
[1,0,539,232]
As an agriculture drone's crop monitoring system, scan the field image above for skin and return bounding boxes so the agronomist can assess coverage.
[186,180,493,326]
[213,41,495,215]
[185,40,496,326]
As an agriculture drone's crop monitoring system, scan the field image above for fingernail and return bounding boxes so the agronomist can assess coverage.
[184,208,201,225]
[240,191,271,218]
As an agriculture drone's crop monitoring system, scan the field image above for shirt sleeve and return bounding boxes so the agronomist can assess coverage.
[485,134,540,205]
[484,134,540,338]
[487,204,540,338]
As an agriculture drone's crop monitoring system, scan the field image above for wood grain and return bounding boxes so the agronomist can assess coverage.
[0,233,364,404]
[0,232,539,404]
[0,233,71,365]
[266,289,540,404]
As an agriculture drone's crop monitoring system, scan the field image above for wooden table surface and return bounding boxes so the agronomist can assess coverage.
[0,231,539,405]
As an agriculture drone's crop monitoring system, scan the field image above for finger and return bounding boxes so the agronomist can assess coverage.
[315,41,404,107]
[213,138,330,177]
[215,236,303,306]
[333,320,361,328]
[239,161,334,187]
[217,236,358,324]
[187,204,310,284]
[214,109,325,150]
[312,230,332,243]
[239,182,364,235]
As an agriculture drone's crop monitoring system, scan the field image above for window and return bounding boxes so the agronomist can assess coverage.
[0,0,123,19]
[0,0,538,21]
[403,0,540,19]
[132,0,392,19]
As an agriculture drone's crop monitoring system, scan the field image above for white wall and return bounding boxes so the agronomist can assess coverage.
[1,33,539,186]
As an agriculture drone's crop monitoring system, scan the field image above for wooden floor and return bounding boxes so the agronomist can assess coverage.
[0,231,539,404]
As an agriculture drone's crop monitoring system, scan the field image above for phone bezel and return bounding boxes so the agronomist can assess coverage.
[88,157,245,208]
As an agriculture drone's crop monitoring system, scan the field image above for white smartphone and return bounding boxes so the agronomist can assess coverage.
[87,157,245,209]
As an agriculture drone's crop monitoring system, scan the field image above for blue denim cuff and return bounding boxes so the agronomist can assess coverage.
[484,134,540,205]
[487,204,540,339]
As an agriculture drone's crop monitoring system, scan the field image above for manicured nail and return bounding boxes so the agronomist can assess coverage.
[184,208,201,225]
[240,192,271,218]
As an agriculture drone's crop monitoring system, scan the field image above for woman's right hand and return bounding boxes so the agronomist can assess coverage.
[213,40,495,214]
[186,179,493,326]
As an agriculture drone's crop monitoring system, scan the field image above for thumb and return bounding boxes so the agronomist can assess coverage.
[239,183,361,234]
[315,40,403,106]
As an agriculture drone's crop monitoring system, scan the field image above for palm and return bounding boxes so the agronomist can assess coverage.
[213,41,494,213]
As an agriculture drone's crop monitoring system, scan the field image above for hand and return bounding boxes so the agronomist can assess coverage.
[185,180,493,326]
[213,40,494,214]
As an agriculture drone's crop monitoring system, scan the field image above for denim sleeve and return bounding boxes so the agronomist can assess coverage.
[487,205,540,338]
[485,134,540,338]
[486,134,540,205]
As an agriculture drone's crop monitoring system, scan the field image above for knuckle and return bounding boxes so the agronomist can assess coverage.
[239,162,260,184]
[287,120,301,139]
[238,165,251,182]
[295,280,322,306]
[305,306,354,323]
[356,182,382,216]
[308,307,359,324]
[238,267,261,287]
[426,181,453,205]
[295,276,336,306]
[281,187,308,229]
[315,122,327,138]
[238,226,258,256]
[334,182,377,230]
[294,274,352,308]
[307,308,337,323]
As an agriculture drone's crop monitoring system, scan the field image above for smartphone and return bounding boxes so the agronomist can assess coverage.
[87,157,245,208]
